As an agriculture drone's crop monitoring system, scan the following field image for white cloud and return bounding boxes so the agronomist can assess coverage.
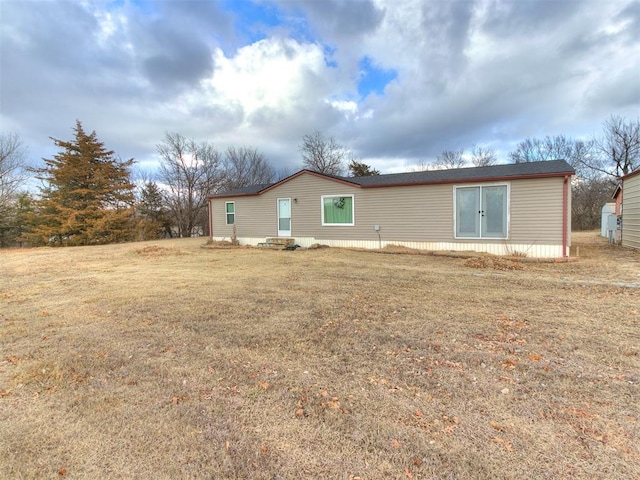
[202,38,334,124]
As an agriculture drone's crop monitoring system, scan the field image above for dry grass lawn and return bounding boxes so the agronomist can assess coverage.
[1,231,638,479]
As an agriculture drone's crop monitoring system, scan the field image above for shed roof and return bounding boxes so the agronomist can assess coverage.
[210,159,575,198]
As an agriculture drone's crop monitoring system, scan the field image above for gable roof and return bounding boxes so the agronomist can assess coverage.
[210,159,575,198]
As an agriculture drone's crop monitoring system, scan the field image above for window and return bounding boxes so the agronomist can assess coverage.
[455,185,508,238]
[225,202,235,225]
[321,195,354,226]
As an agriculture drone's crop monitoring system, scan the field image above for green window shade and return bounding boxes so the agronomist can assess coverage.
[323,196,353,224]
[225,202,235,225]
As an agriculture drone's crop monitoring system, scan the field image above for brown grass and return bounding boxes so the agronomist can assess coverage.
[1,231,639,479]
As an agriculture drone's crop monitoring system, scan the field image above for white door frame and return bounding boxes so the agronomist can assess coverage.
[277,198,292,237]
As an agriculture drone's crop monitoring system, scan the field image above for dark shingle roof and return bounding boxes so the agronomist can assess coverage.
[216,183,274,196]
[212,160,574,197]
[346,160,574,187]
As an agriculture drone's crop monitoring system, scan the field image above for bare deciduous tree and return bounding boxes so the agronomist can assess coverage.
[222,146,275,191]
[509,134,594,178]
[435,149,466,169]
[300,131,349,176]
[572,177,614,230]
[0,132,27,210]
[157,132,223,237]
[470,145,497,167]
[410,159,432,172]
[592,115,640,178]
[509,135,592,164]
[275,166,296,181]
[0,133,28,247]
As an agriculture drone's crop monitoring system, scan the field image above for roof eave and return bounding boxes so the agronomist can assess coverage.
[207,168,575,198]
[358,171,574,189]
[622,168,640,181]
[207,169,361,199]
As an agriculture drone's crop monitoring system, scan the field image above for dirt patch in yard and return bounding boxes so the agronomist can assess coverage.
[134,245,185,256]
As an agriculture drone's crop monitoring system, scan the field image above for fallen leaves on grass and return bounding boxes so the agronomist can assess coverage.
[490,421,506,432]
[325,397,340,409]
[501,359,517,369]
[492,436,514,451]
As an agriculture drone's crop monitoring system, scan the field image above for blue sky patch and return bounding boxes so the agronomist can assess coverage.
[221,0,280,43]
[357,56,397,99]
[220,0,313,46]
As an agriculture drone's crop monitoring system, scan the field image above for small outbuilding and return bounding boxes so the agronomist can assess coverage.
[601,203,616,238]
[619,169,640,249]
[208,160,575,258]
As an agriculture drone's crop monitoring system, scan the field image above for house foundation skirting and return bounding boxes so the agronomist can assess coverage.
[211,236,568,258]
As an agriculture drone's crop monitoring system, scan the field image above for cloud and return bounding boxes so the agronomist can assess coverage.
[289,0,385,41]
[0,0,638,175]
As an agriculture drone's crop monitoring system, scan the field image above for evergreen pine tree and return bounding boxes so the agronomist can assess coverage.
[29,121,136,246]
[136,181,171,239]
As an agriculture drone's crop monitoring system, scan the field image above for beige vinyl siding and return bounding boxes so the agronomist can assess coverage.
[211,172,568,249]
[510,177,565,244]
[622,173,640,249]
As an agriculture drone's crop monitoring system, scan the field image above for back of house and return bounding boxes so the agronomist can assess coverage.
[208,160,575,258]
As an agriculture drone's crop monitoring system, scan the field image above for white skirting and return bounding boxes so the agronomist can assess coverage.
[210,236,568,258]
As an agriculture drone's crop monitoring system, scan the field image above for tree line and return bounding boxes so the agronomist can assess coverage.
[0,116,638,247]
[0,124,282,246]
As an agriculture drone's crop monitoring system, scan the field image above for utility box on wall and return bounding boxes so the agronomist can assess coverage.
[606,214,620,244]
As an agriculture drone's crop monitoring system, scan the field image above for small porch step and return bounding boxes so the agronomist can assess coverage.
[257,237,295,249]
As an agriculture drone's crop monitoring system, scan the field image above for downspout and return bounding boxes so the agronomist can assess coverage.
[208,198,213,240]
[562,175,569,258]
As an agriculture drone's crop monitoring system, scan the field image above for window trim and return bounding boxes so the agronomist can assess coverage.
[453,183,509,239]
[225,201,235,225]
[321,194,355,226]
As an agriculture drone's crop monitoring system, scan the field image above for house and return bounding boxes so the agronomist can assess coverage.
[208,160,575,258]
[619,169,640,249]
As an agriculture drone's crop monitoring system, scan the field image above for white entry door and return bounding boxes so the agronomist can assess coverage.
[277,198,291,237]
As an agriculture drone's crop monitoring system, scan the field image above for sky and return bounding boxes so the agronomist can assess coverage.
[1,0,639,176]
